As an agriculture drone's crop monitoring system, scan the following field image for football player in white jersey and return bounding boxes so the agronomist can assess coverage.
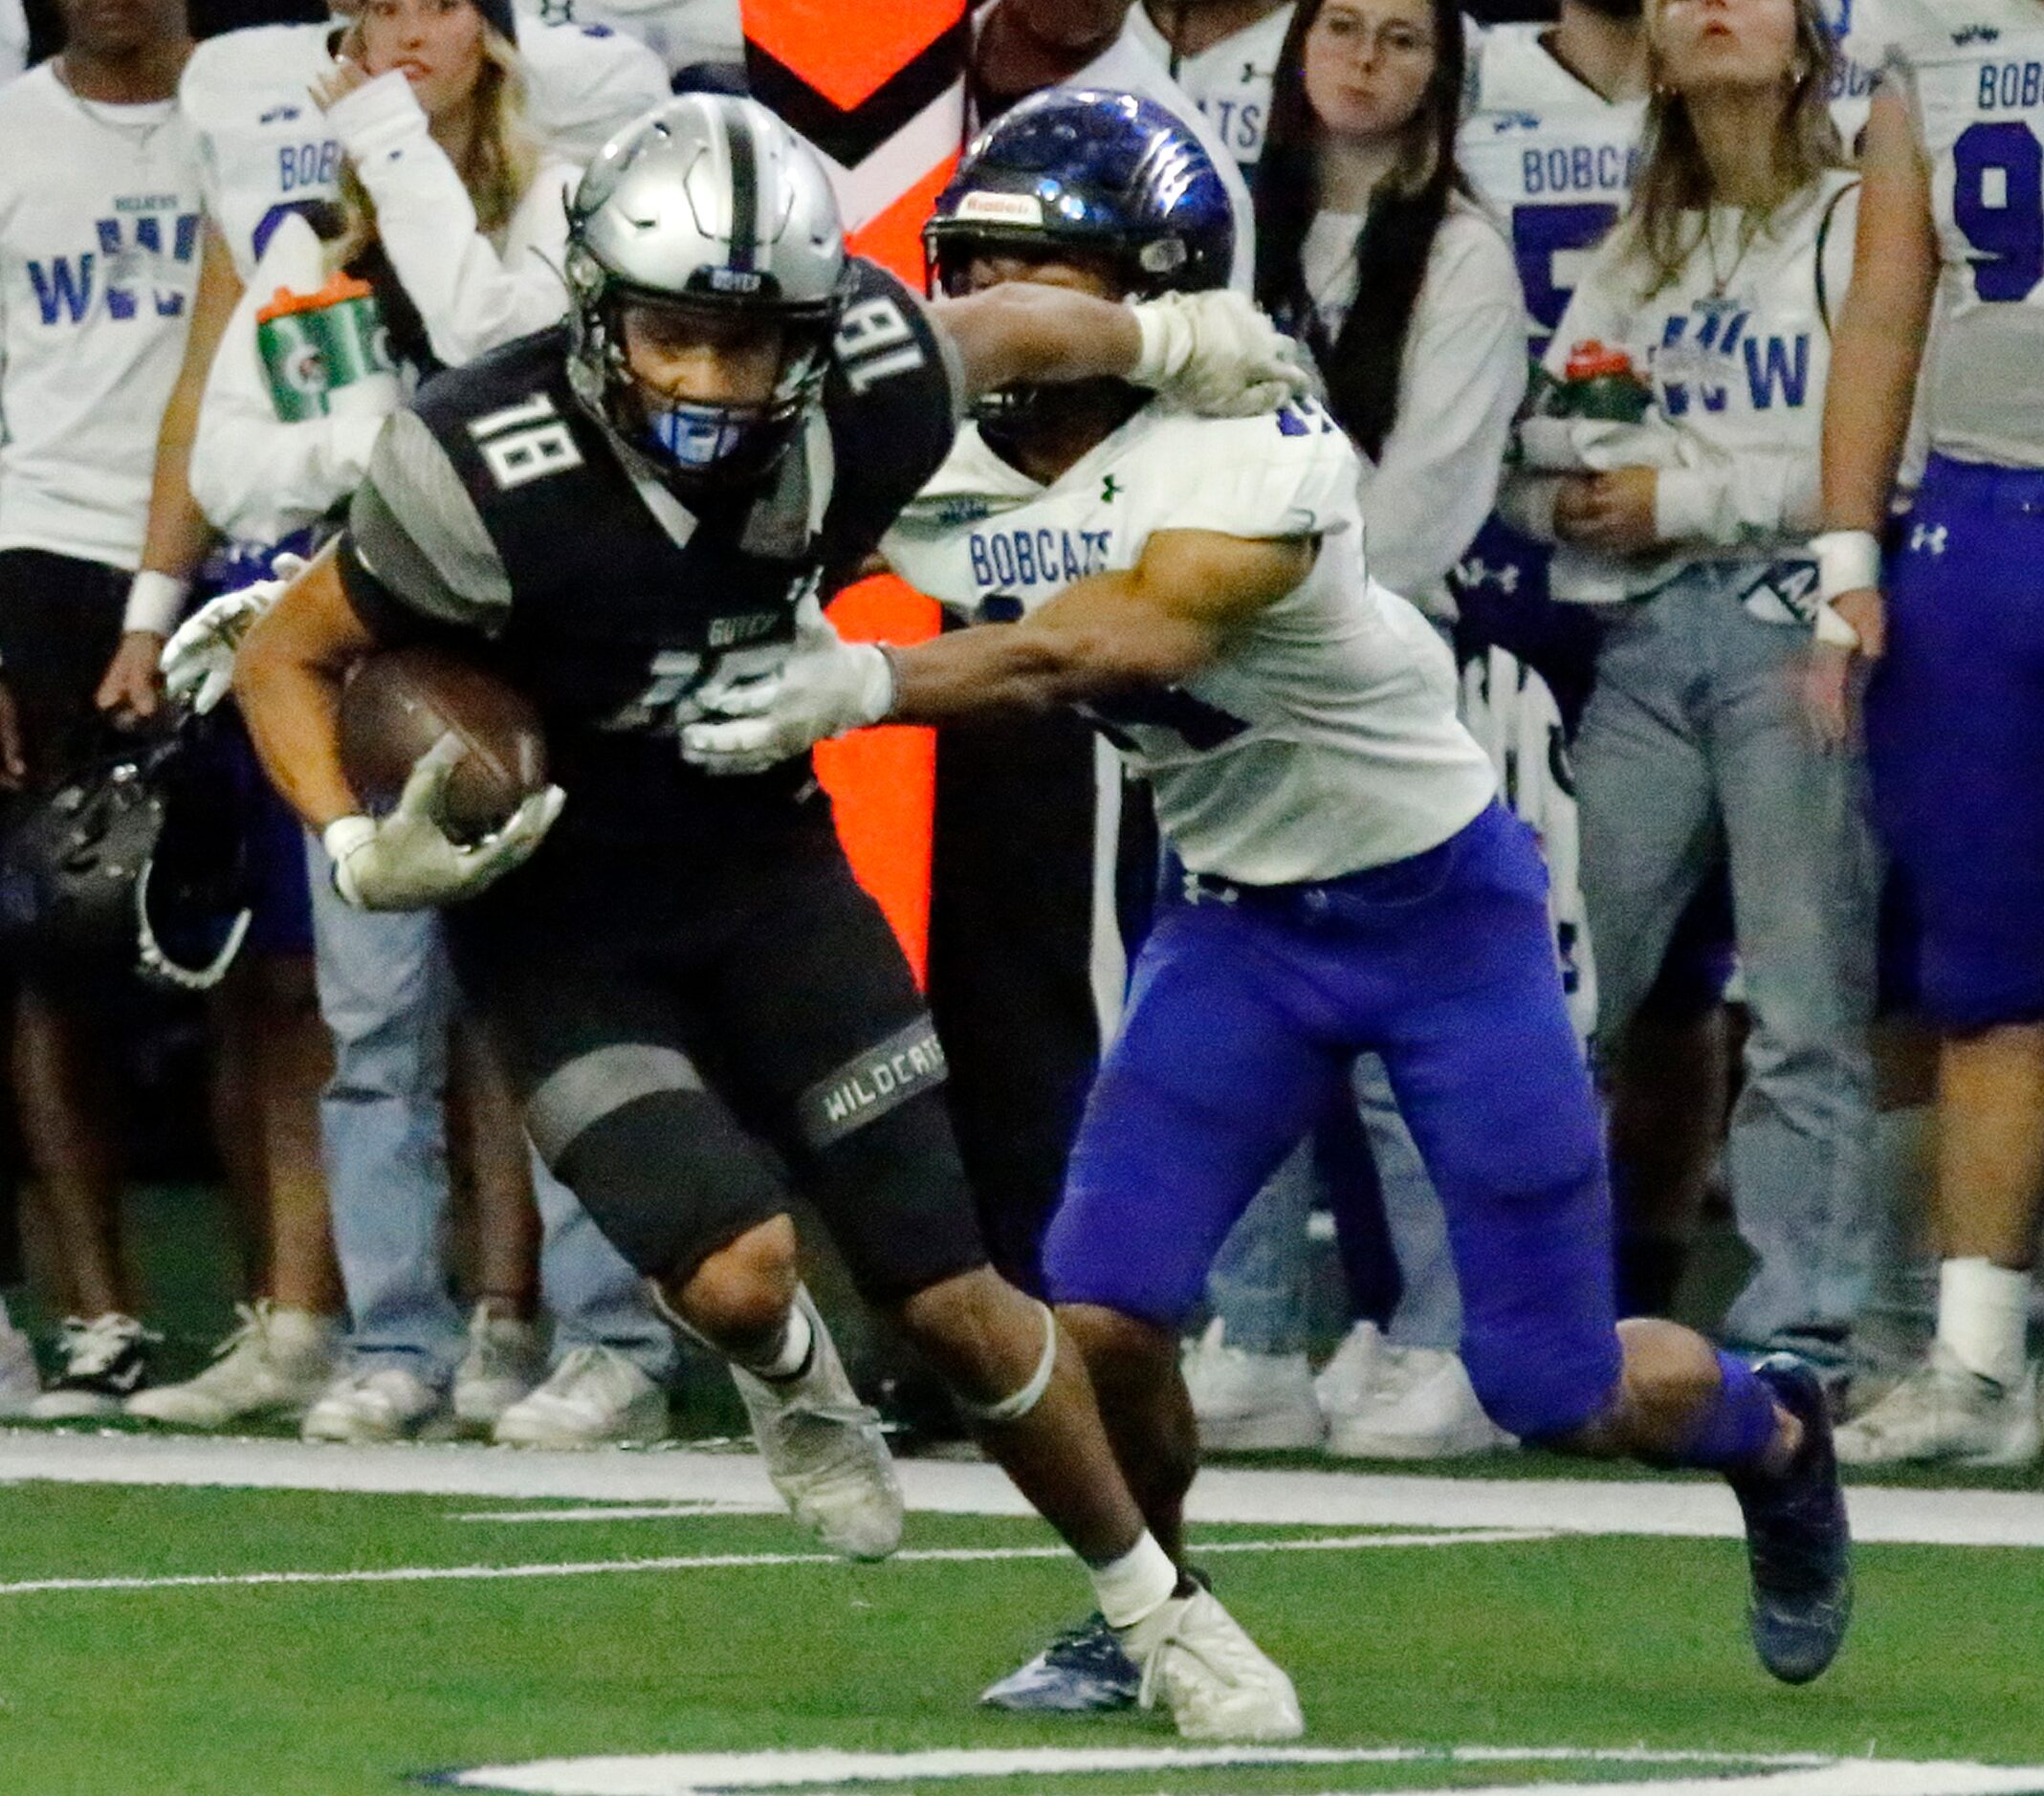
[513,0,739,84]
[684,89,1855,1694]
[1811,0,2044,1466]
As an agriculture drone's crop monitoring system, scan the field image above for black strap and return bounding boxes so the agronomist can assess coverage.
[1813,176,1861,339]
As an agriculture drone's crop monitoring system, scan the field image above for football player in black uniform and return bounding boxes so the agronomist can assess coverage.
[223,94,1309,1741]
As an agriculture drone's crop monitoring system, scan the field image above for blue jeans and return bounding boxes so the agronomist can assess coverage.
[1574,560,1879,1368]
[307,841,674,1385]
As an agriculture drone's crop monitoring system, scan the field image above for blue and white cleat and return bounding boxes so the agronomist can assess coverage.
[980,1612,1140,1714]
[1730,1355,1853,1685]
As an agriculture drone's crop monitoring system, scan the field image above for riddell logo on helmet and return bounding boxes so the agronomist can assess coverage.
[956,191,1044,226]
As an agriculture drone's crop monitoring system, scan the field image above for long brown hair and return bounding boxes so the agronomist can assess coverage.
[1620,0,1843,296]
[1251,0,1467,460]
[326,20,539,274]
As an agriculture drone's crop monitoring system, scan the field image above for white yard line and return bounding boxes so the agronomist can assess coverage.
[0,1528,1547,1598]
[438,1744,2044,1796]
[4,1429,2043,1547]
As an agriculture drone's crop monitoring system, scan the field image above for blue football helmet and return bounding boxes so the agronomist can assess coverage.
[924,89,1235,302]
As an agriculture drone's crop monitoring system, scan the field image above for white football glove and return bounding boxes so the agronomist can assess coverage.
[160,552,307,713]
[322,733,565,909]
[680,599,893,777]
[1127,291,1317,418]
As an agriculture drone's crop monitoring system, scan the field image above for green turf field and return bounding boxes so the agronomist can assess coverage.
[2,1442,2042,1796]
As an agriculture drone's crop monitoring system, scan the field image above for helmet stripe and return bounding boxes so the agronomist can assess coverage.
[726,103,758,274]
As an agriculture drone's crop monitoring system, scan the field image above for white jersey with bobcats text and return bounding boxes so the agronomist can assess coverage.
[1460,24,1645,354]
[518,0,740,80]
[881,398,1499,885]
[1878,0,2044,468]
[180,14,666,283]
[1120,1,1294,175]
[0,67,202,567]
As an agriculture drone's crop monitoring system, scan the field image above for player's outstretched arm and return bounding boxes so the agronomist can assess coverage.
[933,286,1312,418]
[680,531,1311,775]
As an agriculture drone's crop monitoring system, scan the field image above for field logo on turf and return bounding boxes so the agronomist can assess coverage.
[438,1742,2044,1796]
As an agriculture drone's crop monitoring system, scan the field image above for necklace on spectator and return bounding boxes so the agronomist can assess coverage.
[1703,208,1761,298]
[52,56,175,160]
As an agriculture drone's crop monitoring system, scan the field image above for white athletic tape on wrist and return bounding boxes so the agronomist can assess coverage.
[123,569,190,638]
[1813,603,1861,649]
[1811,529,1880,602]
[958,1299,1059,1425]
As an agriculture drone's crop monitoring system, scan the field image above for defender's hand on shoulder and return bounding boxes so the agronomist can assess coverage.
[1128,292,1316,419]
[324,734,564,909]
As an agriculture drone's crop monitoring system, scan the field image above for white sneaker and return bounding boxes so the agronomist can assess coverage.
[451,1303,544,1432]
[30,1313,158,1418]
[1117,1585,1305,1741]
[1181,1319,1323,1450]
[126,1303,341,1428]
[730,1286,902,1562]
[1325,1346,1513,1459]
[1835,1343,2040,1467]
[1313,1320,1389,1420]
[301,1365,450,1443]
[0,1317,38,1418]
[493,1345,670,1448]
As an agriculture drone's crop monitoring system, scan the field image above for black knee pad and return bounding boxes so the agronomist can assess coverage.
[544,1082,790,1284]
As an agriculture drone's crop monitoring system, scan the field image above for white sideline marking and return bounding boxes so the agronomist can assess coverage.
[453,1503,780,1523]
[5,1430,2044,1548]
[440,1744,2044,1796]
[0,1528,1547,1599]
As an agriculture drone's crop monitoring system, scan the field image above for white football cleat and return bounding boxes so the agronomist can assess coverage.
[127,1303,341,1428]
[452,1303,545,1432]
[1835,1344,2040,1467]
[0,1309,39,1419]
[1325,1346,1513,1460]
[1181,1319,1324,1451]
[1117,1585,1305,1741]
[302,1365,450,1443]
[1312,1320,1388,1421]
[730,1287,902,1562]
[493,1345,670,1448]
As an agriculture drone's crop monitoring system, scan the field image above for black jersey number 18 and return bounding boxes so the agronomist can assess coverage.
[468,393,586,492]
[835,297,928,395]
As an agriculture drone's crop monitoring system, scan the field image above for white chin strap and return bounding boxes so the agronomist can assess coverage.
[958,1298,1060,1426]
[135,861,253,993]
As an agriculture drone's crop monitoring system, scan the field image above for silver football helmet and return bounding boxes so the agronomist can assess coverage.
[565,94,852,491]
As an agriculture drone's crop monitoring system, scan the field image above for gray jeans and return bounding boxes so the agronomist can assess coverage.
[1574,562,1879,1364]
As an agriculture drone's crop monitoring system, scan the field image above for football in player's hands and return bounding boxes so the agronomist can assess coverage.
[340,646,548,843]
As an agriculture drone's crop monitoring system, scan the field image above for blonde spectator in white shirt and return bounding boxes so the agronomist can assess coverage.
[1502,0,1878,1382]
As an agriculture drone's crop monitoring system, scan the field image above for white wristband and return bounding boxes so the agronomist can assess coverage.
[123,569,190,638]
[321,815,377,905]
[1810,529,1880,602]
[1813,603,1861,649]
[1126,297,1184,388]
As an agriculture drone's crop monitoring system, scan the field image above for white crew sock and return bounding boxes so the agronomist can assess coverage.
[1936,1256,2030,1388]
[1088,1531,1179,1630]
[753,1303,815,1382]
